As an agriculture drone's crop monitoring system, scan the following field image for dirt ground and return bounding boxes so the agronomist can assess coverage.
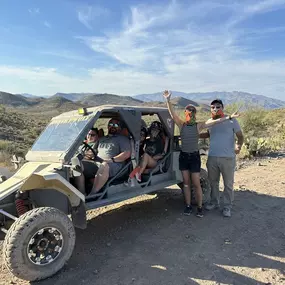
[0,155,284,285]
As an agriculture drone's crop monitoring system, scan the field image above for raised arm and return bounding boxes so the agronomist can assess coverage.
[163,90,184,129]
[197,112,240,132]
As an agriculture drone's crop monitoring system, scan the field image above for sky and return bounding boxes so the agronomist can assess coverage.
[0,0,285,100]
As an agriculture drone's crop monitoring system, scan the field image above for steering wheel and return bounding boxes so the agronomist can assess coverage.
[82,141,97,157]
[82,141,104,163]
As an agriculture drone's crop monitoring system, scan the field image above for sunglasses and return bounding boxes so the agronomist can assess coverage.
[108,123,119,127]
[211,105,222,109]
[88,133,97,137]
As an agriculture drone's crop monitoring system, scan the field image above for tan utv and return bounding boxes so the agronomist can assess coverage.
[0,105,210,282]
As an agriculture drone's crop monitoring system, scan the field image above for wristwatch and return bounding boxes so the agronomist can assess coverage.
[111,157,115,162]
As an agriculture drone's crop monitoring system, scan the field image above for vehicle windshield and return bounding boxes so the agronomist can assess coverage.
[31,118,90,152]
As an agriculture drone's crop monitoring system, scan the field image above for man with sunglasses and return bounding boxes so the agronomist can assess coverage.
[203,99,244,217]
[90,118,131,194]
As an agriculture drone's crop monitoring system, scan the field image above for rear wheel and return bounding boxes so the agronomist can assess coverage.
[177,168,211,205]
[3,207,76,281]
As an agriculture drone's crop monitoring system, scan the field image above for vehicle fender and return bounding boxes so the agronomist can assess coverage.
[20,172,85,207]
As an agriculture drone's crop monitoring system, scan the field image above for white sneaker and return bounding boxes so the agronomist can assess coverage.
[205,203,219,211]
[135,172,141,182]
[223,207,231,217]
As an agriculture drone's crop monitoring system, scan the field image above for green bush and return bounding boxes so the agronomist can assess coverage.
[239,107,267,137]
[237,105,285,158]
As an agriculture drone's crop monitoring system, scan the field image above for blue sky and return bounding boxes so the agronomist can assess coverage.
[0,0,285,100]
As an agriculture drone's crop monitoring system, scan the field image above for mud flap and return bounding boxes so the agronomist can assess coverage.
[71,200,87,229]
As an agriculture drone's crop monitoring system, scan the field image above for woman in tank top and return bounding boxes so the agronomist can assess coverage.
[163,90,240,217]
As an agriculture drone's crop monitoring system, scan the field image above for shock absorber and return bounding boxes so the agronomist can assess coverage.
[15,191,29,216]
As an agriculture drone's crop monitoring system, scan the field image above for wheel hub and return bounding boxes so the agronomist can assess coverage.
[27,227,64,266]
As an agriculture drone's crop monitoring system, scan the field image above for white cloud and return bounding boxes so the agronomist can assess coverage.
[244,0,285,14]
[43,21,51,28]
[226,0,285,27]
[28,8,40,15]
[77,5,109,30]
[74,0,285,100]
[0,61,285,100]
[40,50,88,61]
[2,1,285,100]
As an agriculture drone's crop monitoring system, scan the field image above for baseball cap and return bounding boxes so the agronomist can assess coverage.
[210,99,224,107]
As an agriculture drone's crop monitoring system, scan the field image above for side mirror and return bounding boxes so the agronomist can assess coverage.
[11,155,25,170]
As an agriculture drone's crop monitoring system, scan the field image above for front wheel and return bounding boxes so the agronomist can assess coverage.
[177,168,211,205]
[3,207,76,282]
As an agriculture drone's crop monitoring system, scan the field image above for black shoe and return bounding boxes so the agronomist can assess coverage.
[196,207,204,218]
[184,205,193,216]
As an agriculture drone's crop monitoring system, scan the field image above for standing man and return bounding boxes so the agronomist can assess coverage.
[203,99,244,217]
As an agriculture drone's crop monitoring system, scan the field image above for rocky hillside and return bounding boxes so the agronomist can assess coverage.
[53,92,96,101]
[141,97,210,111]
[0,91,145,112]
[0,91,34,107]
[0,105,49,159]
[32,96,86,114]
[19,90,285,109]
[3,90,284,112]
[78,93,143,106]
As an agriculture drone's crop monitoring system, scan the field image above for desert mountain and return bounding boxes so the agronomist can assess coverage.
[140,97,210,111]
[0,92,145,114]
[53,92,97,102]
[4,90,285,111]
[78,93,143,106]
[0,91,33,107]
[133,91,285,109]
[37,96,85,110]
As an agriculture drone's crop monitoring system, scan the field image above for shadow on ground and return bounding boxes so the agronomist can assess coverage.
[24,188,285,285]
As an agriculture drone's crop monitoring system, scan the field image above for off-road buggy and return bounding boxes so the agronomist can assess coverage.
[0,105,210,281]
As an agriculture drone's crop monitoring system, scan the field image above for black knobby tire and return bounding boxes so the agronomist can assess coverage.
[177,168,211,205]
[3,207,76,282]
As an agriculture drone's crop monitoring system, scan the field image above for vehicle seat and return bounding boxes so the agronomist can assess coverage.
[98,128,104,138]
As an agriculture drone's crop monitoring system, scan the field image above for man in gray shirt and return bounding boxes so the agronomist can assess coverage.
[202,99,244,217]
[90,118,131,194]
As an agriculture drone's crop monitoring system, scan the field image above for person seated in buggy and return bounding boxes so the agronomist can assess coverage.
[74,127,101,194]
[130,121,169,182]
[89,118,131,195]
